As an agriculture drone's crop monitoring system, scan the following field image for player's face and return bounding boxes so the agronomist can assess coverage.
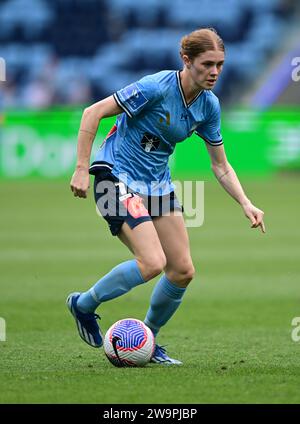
[188,50,225,90]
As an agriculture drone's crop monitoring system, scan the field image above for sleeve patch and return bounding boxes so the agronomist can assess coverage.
[118,83,148,112]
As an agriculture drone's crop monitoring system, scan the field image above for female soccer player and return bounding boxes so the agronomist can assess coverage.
[67,28,265,365]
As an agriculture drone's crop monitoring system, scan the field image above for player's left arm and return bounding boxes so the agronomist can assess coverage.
[206,143,266,233]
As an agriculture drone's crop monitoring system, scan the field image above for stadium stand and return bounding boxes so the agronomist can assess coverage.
[0,0,297,108]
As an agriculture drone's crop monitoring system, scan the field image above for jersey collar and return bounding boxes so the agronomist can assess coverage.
[176,70,203,108]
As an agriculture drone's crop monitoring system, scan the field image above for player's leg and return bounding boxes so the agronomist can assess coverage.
[67,171,166,348]
[153,211,195,288]
[71,169,162,311]
[67,220,166,348]
[117,221,167,281]
[144,211,195,363]
[76,220,166,312]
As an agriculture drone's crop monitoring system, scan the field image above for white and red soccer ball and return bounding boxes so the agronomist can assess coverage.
[104,318,155,367]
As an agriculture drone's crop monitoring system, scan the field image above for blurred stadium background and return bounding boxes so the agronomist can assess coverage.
[0,0,300,177]
[1,0,300,404]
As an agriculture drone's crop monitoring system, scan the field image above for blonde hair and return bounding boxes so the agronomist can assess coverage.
[180,28,225,60]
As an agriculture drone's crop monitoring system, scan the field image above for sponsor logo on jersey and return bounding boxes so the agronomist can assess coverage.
[141,132,161,152]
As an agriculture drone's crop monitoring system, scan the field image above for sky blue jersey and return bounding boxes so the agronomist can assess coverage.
[89,70,223,196]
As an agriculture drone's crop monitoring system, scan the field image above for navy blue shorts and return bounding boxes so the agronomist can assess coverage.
[93,169,183,236]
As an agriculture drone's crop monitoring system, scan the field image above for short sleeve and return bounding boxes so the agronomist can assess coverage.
[113,76,161,118]
[195,98,223,146]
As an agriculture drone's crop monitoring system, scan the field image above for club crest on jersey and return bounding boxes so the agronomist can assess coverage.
[141,132,161,152]
[159,112,171,126]
[119,83,148,112]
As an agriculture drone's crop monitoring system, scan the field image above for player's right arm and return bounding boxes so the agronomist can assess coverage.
[70,96,122,198]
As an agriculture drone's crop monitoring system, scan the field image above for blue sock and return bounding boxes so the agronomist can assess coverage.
[144,275,186,337]
[77,259,145,313]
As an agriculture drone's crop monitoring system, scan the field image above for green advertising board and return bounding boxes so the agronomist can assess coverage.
[0,108,299,178]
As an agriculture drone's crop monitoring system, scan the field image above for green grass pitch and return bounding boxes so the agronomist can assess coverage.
[0,175,299,404]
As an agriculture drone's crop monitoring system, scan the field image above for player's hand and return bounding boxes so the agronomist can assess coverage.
[70,167,90,198]
[242,202,265,233]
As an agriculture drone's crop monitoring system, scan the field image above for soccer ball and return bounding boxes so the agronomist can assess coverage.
[104,318,155,367]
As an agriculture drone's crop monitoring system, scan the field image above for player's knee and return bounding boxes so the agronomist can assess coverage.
[180,264,195,285]
[183,264,195,282]
[138,254,167,281]
[167,262,195,287]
